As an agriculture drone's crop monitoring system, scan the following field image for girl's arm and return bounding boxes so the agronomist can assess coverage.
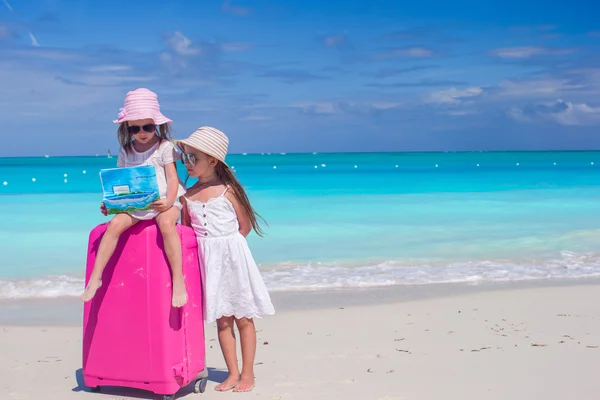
[152,142,181,212]
[117,148,126,168]
[180,196,192,227]
[152,162,179,213]
[225,189,252,237]
[164,162,179,207]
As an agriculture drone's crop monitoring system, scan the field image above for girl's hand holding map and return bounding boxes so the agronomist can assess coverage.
[150,199,173,213]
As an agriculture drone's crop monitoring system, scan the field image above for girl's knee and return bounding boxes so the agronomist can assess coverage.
[157,214,177,232]
[235,317,254,330]
[217,316,235,330]
[107,214,132,234]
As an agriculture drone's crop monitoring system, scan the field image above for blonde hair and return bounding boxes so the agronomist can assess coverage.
[118,122,172,154]
[216,162,267,237]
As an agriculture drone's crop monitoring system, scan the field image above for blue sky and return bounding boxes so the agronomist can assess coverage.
[1,0,599,156]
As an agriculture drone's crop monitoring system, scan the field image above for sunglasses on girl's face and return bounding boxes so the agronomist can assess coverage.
[181,152,197,166]
[127,124,156,135]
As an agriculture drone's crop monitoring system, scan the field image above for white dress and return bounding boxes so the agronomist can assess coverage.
[117,140,186,220]
[186,188,275,323]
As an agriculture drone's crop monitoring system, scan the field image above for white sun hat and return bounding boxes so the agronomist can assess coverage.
[177,126,230,167]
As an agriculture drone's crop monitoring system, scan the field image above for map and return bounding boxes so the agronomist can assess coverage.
[100,165,160,214]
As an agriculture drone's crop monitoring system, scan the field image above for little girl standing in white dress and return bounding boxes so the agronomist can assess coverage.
[178,126,275,393]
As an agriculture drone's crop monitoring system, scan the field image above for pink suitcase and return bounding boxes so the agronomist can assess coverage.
[82,220,207,400]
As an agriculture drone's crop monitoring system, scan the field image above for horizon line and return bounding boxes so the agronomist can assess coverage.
[4,149,600,159]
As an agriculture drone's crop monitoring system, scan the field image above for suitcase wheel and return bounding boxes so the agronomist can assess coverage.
[162,396,175,400]
[194,378,208,393]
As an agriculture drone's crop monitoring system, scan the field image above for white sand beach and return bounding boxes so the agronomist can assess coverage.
[1,284,599,400]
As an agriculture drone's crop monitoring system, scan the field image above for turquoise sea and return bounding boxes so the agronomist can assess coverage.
[1,151,600,299]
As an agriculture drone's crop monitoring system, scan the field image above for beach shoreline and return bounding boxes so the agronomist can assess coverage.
[1,282,599,399]
[2,277,600,326]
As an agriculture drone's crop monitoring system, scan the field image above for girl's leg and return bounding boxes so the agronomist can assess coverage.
[215,316,240,391]
[233,317,257,392]
[81,213,139,302]
[155,207,187,308]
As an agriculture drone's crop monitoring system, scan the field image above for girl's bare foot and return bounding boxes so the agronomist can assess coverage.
[81,279,102,302]
[172,277,188,308]
[233,375,255,392]
[215,374,239,392]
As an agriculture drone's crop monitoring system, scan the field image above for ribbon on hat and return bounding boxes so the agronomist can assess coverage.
[117,107,127,120]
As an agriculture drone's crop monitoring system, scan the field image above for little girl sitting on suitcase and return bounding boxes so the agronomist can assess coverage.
[177,127,275,392]
[81,88,188,308]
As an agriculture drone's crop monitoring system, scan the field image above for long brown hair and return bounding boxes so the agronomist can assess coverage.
[118,122,172,154]
[216,162,267,237]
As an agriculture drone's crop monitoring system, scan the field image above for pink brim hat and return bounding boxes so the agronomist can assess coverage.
[113,88,172,125]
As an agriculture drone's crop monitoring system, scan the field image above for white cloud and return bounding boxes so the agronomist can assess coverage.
[159,52,173,63]
[221,42,253,52]
[221,0,252,16]
[162,31,221,74]
[28,31,39,47]
[404,47,434,57]
[0,25,11,39]
[295,101,337,114]
[58,74,158,86]
[2,0,13,11]
[376,46,435,60]
[563,68,600,93]
[12,48,82,60]
[167,31,199,56]
[0,61,117,119]
[322,34,346,48]
[424,87,483,104]
[497,78,584,97]
[168,79,219,87]
[241,115,272,121]
[292,100,403,115]
[509,99,600,126]
[3,0,39,48]
[490,46,575,59]
[370,102,402,110]
[492,46,544,58]
[444,109,476,116]
[88,65,132,73]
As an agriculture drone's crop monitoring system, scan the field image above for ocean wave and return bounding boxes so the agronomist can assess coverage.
[0,275,84,300]
[260,251,600,291]
[2,251,600,299]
